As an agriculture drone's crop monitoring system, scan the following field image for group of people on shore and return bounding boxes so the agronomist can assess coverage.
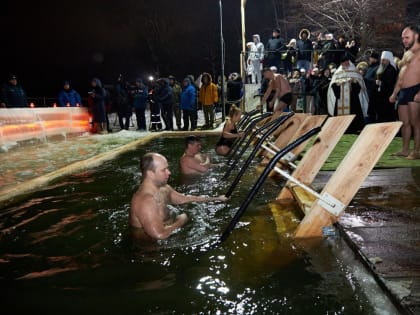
[249,25,419,158]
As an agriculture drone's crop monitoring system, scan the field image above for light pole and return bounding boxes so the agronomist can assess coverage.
[240,0,247,82]
[219,0,226,120]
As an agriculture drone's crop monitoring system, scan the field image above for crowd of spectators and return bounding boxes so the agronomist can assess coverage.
[0,26,408,134]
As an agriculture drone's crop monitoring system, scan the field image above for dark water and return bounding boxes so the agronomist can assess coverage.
[0,137,390,314]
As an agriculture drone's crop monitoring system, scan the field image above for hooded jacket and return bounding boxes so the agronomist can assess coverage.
[199,73,218,105]
[296,29,313,61]
[180,78,197,111]
[154,78,173,105]
[248,34,264,61]
[58,87,82,107]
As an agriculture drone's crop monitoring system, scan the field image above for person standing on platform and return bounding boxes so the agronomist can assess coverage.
[247,34,265,84]
[89,78,108,134]
[180,77,197,131]
[131,78,148,131]
[389,24,420,160]
[1,74,28,108]
[199,73,218,130]
[58,80,82,107]
[169,75,182,131]
[327,54,369,133]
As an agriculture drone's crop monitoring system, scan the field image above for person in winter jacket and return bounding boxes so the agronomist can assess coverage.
[1,74,28,108]
[154,78,174,130]
[180,77,197,131]
[247,34,265,84]
[113,74,131,130]
[226,72,243,116]
[296,29,313,73]
[198,73,218,129]
[58,80,82,107]
[89,78,108,134]
[169,75,182,130]
[130,78,148,131]
[265,28,285,72]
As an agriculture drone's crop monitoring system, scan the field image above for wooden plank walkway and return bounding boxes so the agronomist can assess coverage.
[314,167,420,315]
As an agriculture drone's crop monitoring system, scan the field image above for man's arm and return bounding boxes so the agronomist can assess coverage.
[168,186,228,204]
[390,67,405,103]
[259,81,273,108]
[133,194,187,240]
[181,156,210,174]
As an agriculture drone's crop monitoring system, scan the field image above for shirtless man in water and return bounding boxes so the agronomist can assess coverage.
[180,136,215,175]
[130,152,227,240]
[390,24,420,160]
[258,67,292,114]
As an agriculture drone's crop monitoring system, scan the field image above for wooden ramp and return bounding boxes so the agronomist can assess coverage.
[265,115,327,176]
[294,121,402,238]
[277,115,355,203]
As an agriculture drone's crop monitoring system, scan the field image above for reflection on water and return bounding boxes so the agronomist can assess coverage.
[0,137,396,314]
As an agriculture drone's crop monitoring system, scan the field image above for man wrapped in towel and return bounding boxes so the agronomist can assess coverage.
[328,53,369,133]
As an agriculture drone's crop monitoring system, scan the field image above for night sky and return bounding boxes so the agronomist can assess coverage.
[1,0,278,97]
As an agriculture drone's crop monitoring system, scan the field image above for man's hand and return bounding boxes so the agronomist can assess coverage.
[414,92,420,103]
[389,94,397,103]
[176,213,188,225]
[216,195,229,202]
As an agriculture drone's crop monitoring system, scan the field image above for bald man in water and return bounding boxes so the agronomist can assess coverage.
[130,152,227,240]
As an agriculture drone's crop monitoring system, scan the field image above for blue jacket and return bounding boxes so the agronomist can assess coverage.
[180,80,196,111]
[58,89,82,107]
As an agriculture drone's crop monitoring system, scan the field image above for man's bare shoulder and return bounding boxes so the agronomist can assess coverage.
[132,188,155,207]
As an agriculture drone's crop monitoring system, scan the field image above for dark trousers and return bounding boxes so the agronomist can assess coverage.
[161,102,174,130]
[182,109,197,130]
[135,107,146,130]
[118,114,131,130]
[150,102,162,131]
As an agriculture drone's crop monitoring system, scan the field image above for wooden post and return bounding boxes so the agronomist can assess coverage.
[294,122,402,238]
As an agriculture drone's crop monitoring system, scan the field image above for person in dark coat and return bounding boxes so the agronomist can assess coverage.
[113,74,131,130]
[154,78,174,131]
[369,51,398,122]
[265,28,286,72]
[130,78,148,131]
[90,78,108,134]
[226,72,243,116]
[364,51,380,122]
[296,29,313,73]
[1,74,28,108]
[58,80,82,107]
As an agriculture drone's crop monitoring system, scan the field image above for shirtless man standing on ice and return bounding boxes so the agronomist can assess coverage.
[258,67,292,114]
[390,24,420,160]
[130,152,227,240]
